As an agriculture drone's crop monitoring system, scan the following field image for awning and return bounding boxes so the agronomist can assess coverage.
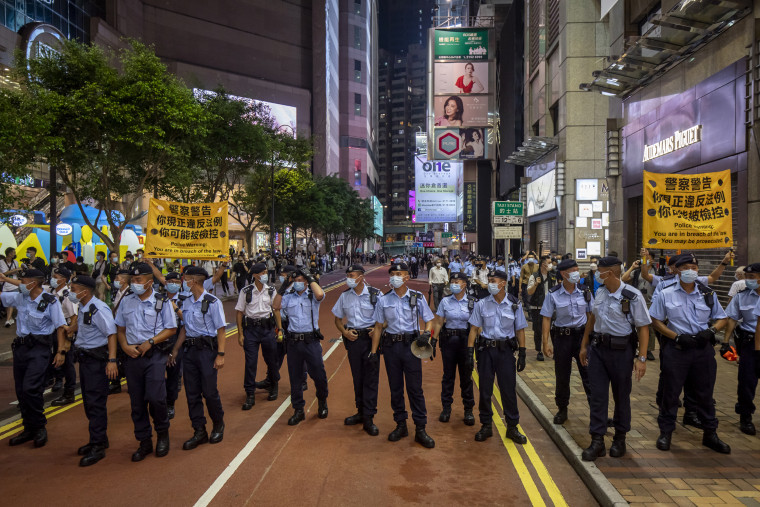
[505,137,559,167]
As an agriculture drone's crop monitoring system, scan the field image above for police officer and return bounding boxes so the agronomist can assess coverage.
[115,263,177,461]
[650,254,730,453]
[67,275,118,466]
[163,271,184,419]
[48,266,79,406]
[369,262,435,447]
[432,272,475,426]
[724,263,760,435]
[0,269,66,447]
[465,270,528,444]
[333,264,382,435]
[449,256,463,274]
[470,257,489,299]
[171,266,226,449]
[579,256,650,461]
[540,259,593,425]
[237,262,278,410]
[273,268,329,425]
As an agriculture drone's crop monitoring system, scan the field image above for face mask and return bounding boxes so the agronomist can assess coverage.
[131,282,147,296]
[746,279,759,290]
[589,263,598,270]
[389,276,404,288]
[67,291,81,304]
[51,258,58,264]
[488,283,501,295]
[436,263,441,267]
[346,277,359,289]
[450,283,463,294]
[113,280,123,290]
[679,269,698,284]
[19,281,34,296]
[257,274,268,285]
[279,276,286,284]
[527,258,536,264]
[26,252,33,258]
[182,281,191,292]
[77,261,83,265]
[97,256,104,262]
[567,271,581,284]
[293,281,306,292]
[166,282,181,293]
[594,271,606,285]
[50,278,60,289]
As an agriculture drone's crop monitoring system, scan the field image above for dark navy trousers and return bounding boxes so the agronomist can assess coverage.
[588,341,633,436]
[124,352,170,441]
[286,339,328,411]
[267,338,307,385]
[476,346,519,426]
[183,345,224,428]
[78,355,109,444]
[736,333,758,417]
[13,340,51,431]
[552,329,591,409]
[50,339,76,391]
[165,345,183,406]
[243,325,279,394]
[383,340,427,426]
[440,332,474,410]
[344,332,379,416]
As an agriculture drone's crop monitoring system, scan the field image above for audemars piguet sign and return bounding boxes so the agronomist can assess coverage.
[642,125,702,162]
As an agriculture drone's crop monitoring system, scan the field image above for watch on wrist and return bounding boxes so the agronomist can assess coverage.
[108,358,117,363]
[710,326,718,335]
[721,262,729,266]
[148,338,155,346]
[217,351,225,357]
[638,355,647,363]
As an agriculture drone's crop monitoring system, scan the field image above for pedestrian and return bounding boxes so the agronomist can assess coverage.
[369,262,436,448]
[526,255,558,361]
[0,268,66,448]
[650,253,730,454]
[1,247,20,328]
[579,256,650,461]
[48,267,79,406]
[92,251,107,300]
[432,272,475,426]
[67,275,118,466]
[465,270,528,444]
[115,263,177,461]
[429,259,449,311]
[233,255,248,293]
[540,259,593,425]
[237,263,279,410]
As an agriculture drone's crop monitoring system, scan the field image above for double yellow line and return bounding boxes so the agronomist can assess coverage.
[472,369,568,507]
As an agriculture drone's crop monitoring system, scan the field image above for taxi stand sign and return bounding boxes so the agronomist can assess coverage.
[492,201,524,224]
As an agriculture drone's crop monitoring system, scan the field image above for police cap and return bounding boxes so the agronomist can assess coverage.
[667,254,683,266]
[745,263,760,274]
[489,270,509,280]
[117,269,131,275]
[71,275,96,290]
[19,268,45,279]
[557,259,578,272]
[597,256,623,268]
[450,272,467,281]
[249,262,267,274]
[184,266,209,279]
[346,264,365,274]
[52,266,71,278]
[165,272,181,281]
[281,265,297,274]
[130,263,154,276]
[389,262,409,273]
[674,254,699,268]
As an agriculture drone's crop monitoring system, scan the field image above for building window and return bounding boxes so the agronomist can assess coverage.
[354,60,362,82]
[354,26,362,49]
[549,101,559,136]
[354,93,363,116]
[354,0,362,15]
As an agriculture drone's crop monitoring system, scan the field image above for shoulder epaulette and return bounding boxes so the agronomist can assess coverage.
[620,287,638,301]
[203,293,217,303]
[41,293,57,304]
[549,284,561,293]
[695,281,714,295]
[662,274,676,280]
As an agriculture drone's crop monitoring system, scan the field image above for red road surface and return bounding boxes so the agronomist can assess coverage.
[0,266,595,506]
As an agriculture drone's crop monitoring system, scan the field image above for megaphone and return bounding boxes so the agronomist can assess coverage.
[411,339,434,359]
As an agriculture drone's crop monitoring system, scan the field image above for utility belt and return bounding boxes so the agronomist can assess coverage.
[383,332,418,345]
[551,325,585,337]
[346,327,373,339]
[184,335,218,351]
[590,332,634,350]
[477,336,517,352]
[74,345,109,362]
[244,315,275,329]
[12,334,53,349]
[441,327,469,340]
[288,331,323,343]
[735,328,756,344]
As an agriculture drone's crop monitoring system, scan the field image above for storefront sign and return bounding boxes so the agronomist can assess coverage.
[55,223,72,236]
[642,125,702,163]
[464,182,477,232]
[642,170,733,249]
[145,198,229,260]
[414,156,462,223]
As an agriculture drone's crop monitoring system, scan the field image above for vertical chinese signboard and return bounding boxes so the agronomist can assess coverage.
[464,182,477,232]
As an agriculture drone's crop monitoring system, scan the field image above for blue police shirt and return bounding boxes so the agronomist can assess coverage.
[651,274,708,300]
[724,288,759,333]
[76,296,117,349]
[468,294,527,340]
[494,264,507,273]
[463,262,474,277]
[1,291,66,336]
[592,283,651,336]
[649,281,726,334]
[372,288,434,334]
[281,289,322,333]
[436,294,472,330]
[182,291,226,338]
[332,284,380,329]
[449,261,463,273]
[114,291,177,345]
[540,283,593,328]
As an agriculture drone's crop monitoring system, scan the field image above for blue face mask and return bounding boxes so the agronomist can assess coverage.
[50,278,60,289]
[182,281,191,292]
[293,281,306,292]
[567,271,581,284]
[679,269,698,284]
[19,282,33,296]
[279,276,286,284]
[594,271,605,285]
[389,276,404,288]
[450,283,463,294]
[488,283,501,295]
[746,279,759,290]
[166,283,181,293]
[130,282,147,296]
[346,277,359,289]
[259,274,269,285]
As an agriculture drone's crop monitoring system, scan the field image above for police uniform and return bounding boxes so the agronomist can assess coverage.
[237,263,279,409]
[70,276,117,466]
[467,270,528,443]
[164,272,185,418]
[449,260,463,274]
[725,263,760,434]
[3,269,66,447]
[179,266,226,448]
[114,263,177,460]
[332,264,381,432]
[649,254,730,454]
[48,267,79,405]
[435,272,475,424]
[540,259,593,423]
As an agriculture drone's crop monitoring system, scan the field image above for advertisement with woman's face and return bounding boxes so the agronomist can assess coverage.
[434,62,489,95]
[433,95,490,127]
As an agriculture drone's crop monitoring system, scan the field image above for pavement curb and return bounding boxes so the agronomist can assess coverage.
[515,375,629,507]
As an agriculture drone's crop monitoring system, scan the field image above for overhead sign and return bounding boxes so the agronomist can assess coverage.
[642,125,702,163]
[642,170,732,249]
[414,156,462,223]
[55,223,73,236]
[434,28,489,60]
[493,227,523,239]
[145,198,229,260]
[493,201,524,216]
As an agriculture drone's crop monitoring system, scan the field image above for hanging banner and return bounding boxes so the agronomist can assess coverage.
[642,170,733,249]
[145,198,229,260]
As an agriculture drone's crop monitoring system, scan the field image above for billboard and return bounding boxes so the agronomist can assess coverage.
[193,88,297,137]
[371,196,383,237]
[433,95,490,127]
[414,156,462,223]
[434,62,489,94]
[526,170,556,217]
[433,128,490,160]
[433,29,489,60]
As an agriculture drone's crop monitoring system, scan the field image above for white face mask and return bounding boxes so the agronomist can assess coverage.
[589,263,598,270]
[50,278,60,289]
[487,283,501,295]
[389,276,404,288]
[567,271,581,284]
[346,277,359,289]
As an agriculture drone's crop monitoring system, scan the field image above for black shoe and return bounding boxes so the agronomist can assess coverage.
[79,444,106,467]
[439,407,451,423]
[209,421,224,444]
[536,352,544,361]
[9,430,34,446]
[647,351,656,361]
[682,411,704,429]
[656,432,671,451]
[609,431,626,458]
[51,379,63,392]
[167,404,176,419]
[109,381,122,395]
[155,430,169,457]
[414,426,435,449]
[317,399,328,419]
[255,379,271,390]
[463,410,475,426]
[475,423,493,442]
[363,417,379,436]
[581,435,606,461]
[553,408,568,425]
[267,382,278,401]
[182,428,208,450]
[506,425,527,444]
[702,431,731,454]
[31,428,47,448]
[131,439,153,462]
[301,381,308,392]
[388,423,409,442]
[51,391,76,406]
[288,409,305,426]
[740,415,756,435]
[242,394,256,411]
[344,413,363,425]
[78,440,109,456]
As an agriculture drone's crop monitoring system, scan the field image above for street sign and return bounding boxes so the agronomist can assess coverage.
[493,226,523,240]
[404,240,413,246]
[441,232,453,238]
[493,201,524,216]
[493,215,524,225]
[412,242,423,248]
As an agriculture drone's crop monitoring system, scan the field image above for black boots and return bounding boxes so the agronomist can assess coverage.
[210,421,225,444]
[363,417,379,436]
[414,426,435,449]
[505,425,527,444]
[288,409,305,426]
[682,411,704,429]
[582,435,606,461]
[609,431,626,458]
[255,379,271,390]
[344,413,363,425]
[439,406,451,423]
[9,428,46,448]
[109,380,122,394]
[463,409,475,426]
[702,431,731,454]
[51,390,76,406]
[155,430,170,457]
[553,407,568,425]
[79,444,106,467]
[388,422,409,442]
[740,415,756,435]
[317,399,328,419]
[78,440,109,456]
[182,428,208,450]
[132,439,153,462]
[267,382,278,401]
[475,423,493,442]
[242,393,256,411]
[167,403,176,420]
[656,432,672,451]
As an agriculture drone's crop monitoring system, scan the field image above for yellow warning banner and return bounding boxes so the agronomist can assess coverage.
[642,170,732,249]
[144,198,229,260]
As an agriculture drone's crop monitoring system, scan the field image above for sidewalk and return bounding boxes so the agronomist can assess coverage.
[517,326,760,506]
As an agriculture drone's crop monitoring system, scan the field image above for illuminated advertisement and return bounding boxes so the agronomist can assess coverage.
[526,170,557,217]
[433,128,490,160]
[433,95,490,127]
[414,156,462,223]
[193,88,297,136]
[433,29,489,61]
[372,196,383,237]
[434,62,489,95]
